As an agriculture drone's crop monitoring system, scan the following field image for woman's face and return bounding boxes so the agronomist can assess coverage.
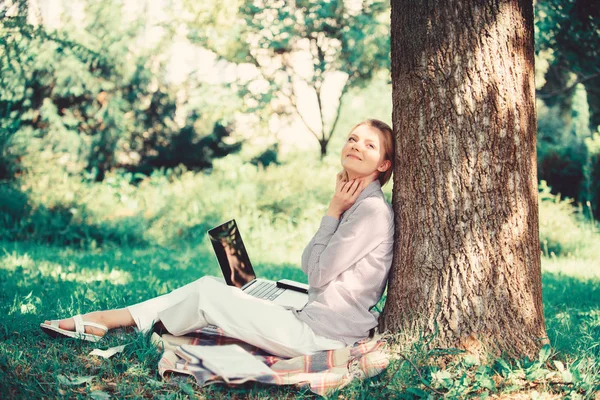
[340,124,390,178]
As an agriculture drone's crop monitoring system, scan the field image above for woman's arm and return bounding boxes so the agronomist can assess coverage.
[300,215,340,274]
[301,235,317,274]
[302,172,367,275]
[303,199,391,288]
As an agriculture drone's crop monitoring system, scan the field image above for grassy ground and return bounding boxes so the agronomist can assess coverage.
[0,241,599,399]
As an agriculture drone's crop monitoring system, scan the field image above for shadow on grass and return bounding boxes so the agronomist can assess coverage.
[1,182,149,248]
[542,270,600,309]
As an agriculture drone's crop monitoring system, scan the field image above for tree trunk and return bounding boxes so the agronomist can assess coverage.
[538,57,574,126]
[582,74,600,135]
[381,0,547,358]
[319,140,328,159]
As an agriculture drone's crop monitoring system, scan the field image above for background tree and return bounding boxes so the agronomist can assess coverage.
[0,0,84,179]
[536,0,599,133]
[0,0,242,182]
[186,0,390,158]
[381,0,547,357]
[535,0,600,218]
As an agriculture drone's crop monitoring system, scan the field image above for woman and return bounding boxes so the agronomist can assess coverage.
[41,119,395,358]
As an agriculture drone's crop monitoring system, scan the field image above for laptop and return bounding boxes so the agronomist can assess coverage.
[207,219,309,310]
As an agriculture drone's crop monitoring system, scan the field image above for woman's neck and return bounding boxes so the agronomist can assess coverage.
[346,172,360,180]
[344,170,377,184]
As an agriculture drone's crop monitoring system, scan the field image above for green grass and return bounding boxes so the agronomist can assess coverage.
[1,149,599,398]
[0,241,314,399]
[0,240,598,399]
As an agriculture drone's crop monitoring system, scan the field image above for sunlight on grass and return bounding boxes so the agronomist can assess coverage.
[552,311,573,330]
[0,250,35,270]
[8,291,41,315]
[0,251,132,285]
[541,256,600,280]
[124,365,151,379]
[38,265,132,285]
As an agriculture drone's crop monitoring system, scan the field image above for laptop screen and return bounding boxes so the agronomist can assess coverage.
[207,219,257,288]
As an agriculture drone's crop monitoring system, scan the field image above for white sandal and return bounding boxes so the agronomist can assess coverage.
[40,315,108,342]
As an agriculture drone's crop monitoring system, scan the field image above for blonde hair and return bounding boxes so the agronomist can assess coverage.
[348,119,395,186]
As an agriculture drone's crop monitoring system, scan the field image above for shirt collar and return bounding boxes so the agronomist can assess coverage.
[356,179,382,203]
[341,179,382,221]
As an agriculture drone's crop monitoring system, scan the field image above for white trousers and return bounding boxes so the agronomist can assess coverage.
[127,276,345,358]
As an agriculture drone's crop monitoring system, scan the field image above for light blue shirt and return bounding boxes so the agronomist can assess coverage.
[296,180,394,345]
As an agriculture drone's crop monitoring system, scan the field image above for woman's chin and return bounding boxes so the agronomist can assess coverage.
[342,167,370,179]
[341,165,357,175]
[342,160,361,171]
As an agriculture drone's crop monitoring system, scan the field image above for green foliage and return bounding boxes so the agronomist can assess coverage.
[237,0,390,81]
[538,180,599,258]
[537,97,588,201]
[250,143,279,168]
[129,121,243,175]
[535,0,600,221]
[2,138,598,266]
[187,0,390,156]
[13,152,339,260]
[0,0,242,182]
[0,7,93,178]
[0,183,30,225]
[537,85,600,221]
[535,0,599,77]
[2,1,136,179]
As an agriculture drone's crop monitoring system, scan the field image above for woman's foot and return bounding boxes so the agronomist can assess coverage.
[41,308,136,341]
[43,312,108,338]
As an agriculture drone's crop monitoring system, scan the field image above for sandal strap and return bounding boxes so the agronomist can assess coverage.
[73,315,108,334]
[73,315,85,334]
[84,321,108,332]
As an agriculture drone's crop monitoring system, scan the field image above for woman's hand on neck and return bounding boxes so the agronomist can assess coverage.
[326,170,379,220]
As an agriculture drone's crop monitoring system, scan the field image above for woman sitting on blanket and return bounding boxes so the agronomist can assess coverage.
[41,119,395,358]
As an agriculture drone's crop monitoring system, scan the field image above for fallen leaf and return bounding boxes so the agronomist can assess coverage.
[179,381,195,396]
[57,374,96,386]
[89,345,126,359]
[147,378,164,388]
[90,390,111,399]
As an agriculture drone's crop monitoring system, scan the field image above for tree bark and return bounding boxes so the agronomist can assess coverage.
[381,0,547,358]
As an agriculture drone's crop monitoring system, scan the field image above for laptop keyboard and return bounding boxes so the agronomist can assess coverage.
[245,280,285,301]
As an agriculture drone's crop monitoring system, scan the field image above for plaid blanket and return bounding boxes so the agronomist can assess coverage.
[152,326,389,396]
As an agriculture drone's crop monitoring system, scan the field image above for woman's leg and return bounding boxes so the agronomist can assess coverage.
[44,276,346,357]
[126,276,226,332]
[154,276,346,358]
[43,309,135,337]
[43,276,222,336]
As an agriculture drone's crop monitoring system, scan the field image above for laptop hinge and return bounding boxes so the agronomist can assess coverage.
[241,279,257,291]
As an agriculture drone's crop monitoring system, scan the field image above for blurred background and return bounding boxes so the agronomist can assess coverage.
[0,0,599,268]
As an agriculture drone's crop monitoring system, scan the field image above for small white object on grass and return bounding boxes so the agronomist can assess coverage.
[89,344,126,359]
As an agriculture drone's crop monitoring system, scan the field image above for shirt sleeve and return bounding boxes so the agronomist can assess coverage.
[301,216,340,274]
[302,200,391,288]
